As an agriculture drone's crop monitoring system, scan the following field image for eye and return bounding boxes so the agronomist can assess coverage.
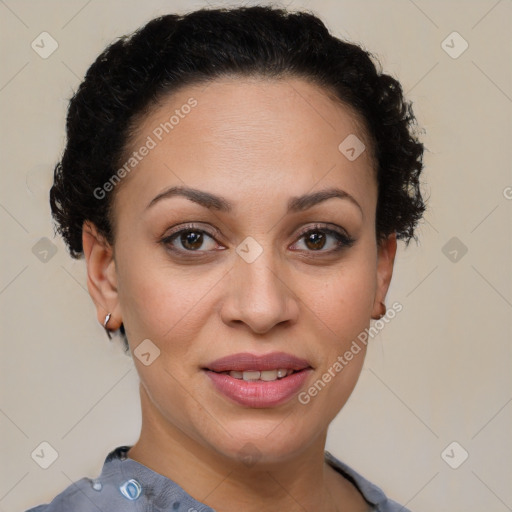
[161,224,221,252]
[160,222,355,256]
[291,224,355,253]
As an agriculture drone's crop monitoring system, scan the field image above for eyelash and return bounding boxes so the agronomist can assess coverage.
[160,223,355,256]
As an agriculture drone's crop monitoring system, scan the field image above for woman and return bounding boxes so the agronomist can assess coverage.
[27,5,425,511]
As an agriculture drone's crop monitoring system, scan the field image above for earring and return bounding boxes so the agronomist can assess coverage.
[372,302,386,320]
[103,313,112,340]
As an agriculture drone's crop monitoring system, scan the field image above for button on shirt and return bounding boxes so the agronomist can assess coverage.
[25,446,412,511]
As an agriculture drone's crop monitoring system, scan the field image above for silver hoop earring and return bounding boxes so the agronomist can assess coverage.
[103,313,112,340]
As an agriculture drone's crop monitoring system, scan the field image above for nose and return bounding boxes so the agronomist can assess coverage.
[220,245,300,335]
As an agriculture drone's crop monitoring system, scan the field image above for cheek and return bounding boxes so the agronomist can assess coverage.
[115,248,222,352]
[297,279,372,425]
[116,257,216,416]
[297,246,376,411]
[306,253,377,345]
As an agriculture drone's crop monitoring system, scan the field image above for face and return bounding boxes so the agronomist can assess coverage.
[84,76,396,465]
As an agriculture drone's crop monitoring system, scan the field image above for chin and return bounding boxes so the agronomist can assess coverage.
[200,414,323,467]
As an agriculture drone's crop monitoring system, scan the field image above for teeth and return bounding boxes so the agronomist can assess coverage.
[242,371,260,381]
[260,370,278,381]
[227,369,293,381]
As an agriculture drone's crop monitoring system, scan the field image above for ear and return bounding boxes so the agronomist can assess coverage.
[82,221,123,331]
[371,232,397,319]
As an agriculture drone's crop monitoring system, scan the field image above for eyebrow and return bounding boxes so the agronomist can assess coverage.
[146,185,363,216]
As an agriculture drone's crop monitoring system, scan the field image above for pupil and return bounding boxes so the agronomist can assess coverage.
[182,231,203,250]
[306,232,325,250]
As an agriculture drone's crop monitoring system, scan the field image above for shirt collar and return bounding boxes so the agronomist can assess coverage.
[101,445,215,511]
[324,450,388,507]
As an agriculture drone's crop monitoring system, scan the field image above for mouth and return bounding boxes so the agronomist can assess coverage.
[204,351,312,373]
[203,352,313,408]
[213,368,298,382]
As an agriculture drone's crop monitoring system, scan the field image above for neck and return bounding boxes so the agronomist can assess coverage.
[127,383,367,512]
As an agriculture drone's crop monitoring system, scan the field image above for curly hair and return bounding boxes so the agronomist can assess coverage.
[50,6,426,346]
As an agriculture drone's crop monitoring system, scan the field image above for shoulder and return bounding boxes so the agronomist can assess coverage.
[24,445,213,512]
[325,451,413,512]
[24,476,102,512]
[24,475,137,512]
[24,446,146,512]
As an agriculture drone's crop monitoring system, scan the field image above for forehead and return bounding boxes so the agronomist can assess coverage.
[115,77,377,215]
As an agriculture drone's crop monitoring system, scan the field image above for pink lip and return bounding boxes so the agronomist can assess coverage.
[205,351,311,372]
[203,352,313,408]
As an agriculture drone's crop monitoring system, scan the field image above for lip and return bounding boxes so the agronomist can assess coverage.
[205,351,311,372]
[203,352,313,408]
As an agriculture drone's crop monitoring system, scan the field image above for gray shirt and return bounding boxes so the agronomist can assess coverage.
[25,445,412,511]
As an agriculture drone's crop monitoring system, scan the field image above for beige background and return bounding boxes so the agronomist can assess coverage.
[1,0,511,511]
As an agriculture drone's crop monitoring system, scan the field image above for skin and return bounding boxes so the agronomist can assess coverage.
[82,76,397,512]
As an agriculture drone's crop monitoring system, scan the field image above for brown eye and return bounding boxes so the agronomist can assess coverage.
[291,226,355,253]
[180,231,205,250]
[162,228,219,252]
[304,231,327,251]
